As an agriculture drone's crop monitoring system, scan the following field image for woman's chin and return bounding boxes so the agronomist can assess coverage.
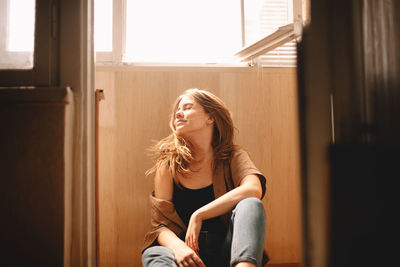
[177,132,187,137]
[175,129,184,136]
[175,130,189,140]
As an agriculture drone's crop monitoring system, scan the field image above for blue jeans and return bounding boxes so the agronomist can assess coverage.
[142,197,266,267]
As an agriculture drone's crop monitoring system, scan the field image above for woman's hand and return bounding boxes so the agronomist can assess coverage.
[185,211,203,253]
[173,242,205,267]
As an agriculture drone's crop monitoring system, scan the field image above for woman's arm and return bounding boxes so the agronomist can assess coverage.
[185,174,262,251]
[154,163,205,267]
[153,163,173,200]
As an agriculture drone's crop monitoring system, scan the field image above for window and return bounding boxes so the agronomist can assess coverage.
[94,0,304,66]
[94,0,113,52]
[0,0,59,86]
[124,0,241,63]
[0,0,36,69]
[241,0,301,67]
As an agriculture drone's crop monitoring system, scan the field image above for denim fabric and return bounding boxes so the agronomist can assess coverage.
[142,246,178,267]
[230,197,266,267]
[142,197,266,267]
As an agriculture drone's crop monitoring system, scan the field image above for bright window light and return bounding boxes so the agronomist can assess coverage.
[244,0,293,46]
[93,0,300,66]
[124,0,242,63]
[94,0,113,52]
[8,0,35,52]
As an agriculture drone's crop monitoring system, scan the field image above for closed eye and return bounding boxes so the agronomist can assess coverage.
[183,105,193,110]
[177,103,193,112]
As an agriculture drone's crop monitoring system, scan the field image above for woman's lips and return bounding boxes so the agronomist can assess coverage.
[176,120,186,125]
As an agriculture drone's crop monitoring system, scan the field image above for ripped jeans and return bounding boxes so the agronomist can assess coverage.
[142,197,266,267]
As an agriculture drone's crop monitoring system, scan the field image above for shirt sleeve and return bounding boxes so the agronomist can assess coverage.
[230,148,267,199]
[142,192,187,252]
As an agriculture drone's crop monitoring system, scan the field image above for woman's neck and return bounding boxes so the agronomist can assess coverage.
[192,145,213,162]
[184,131,214,165]
[181,126,214,160]
[188,145,213,173]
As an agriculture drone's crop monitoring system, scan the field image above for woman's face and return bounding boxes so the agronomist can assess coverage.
[174,95,213,137]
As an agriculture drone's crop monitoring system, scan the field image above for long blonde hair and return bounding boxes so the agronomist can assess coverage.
[146,88,236,178]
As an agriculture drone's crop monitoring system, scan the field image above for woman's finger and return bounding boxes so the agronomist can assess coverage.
[190,235,194,249]
[186,258,197,267]
[186,234,194,250]
[193,236,199,252]
[185,235,190,247]
[192,255,206,267]
[193,235,199,252]
[188,234,198,252]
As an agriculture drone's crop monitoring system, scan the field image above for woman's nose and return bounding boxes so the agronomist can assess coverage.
[175,110,183,119]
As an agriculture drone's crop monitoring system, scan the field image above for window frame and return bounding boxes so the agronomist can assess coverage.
[95,0,303,67]
[0,0,59,86]
[95,0,125,64]
[235,22,302,66]
[0,0,35,69]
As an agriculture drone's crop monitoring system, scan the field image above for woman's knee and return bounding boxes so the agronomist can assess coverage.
[236,197,264,211]
[142,246,177,267]
[233,197,265,222]
[230,198,266,266]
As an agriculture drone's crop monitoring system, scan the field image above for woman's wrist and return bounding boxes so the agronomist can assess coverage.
[193,208,206,221]
[158,228,186,250]
[171,239,187,251]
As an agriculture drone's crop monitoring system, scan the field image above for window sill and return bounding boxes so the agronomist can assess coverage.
[95,60,250,68]
[0,86,72,104]
[95,64,297,74]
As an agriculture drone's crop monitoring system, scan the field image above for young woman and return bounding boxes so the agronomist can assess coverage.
[142,89,268,267]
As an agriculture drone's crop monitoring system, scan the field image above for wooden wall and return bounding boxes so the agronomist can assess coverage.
[95,66,302,266]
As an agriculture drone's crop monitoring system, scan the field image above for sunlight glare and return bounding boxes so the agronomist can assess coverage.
[8,0,35,52]
[94,0,113,52]
[125,0,242,63]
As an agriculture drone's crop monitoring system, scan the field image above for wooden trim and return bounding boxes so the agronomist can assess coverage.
[113,0,125,63]
[95,89,104,267]
[0,87,68,103]
[95,65,296,73]
[60,0,96,266]
[240,0,245,47]
[266,264,301,267]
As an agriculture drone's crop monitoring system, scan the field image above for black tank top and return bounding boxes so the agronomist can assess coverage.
[173,182,226,233]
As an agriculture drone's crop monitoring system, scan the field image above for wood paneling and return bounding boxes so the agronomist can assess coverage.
[95,66,302,266]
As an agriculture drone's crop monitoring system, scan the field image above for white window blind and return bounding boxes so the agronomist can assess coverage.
[243,0,298,67]
[258,40,297,67]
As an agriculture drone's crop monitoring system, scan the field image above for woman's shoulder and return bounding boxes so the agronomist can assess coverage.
[154,161,174,200]
[230,147,251,162]
[229,147,260,173]
[155,161,172,180]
